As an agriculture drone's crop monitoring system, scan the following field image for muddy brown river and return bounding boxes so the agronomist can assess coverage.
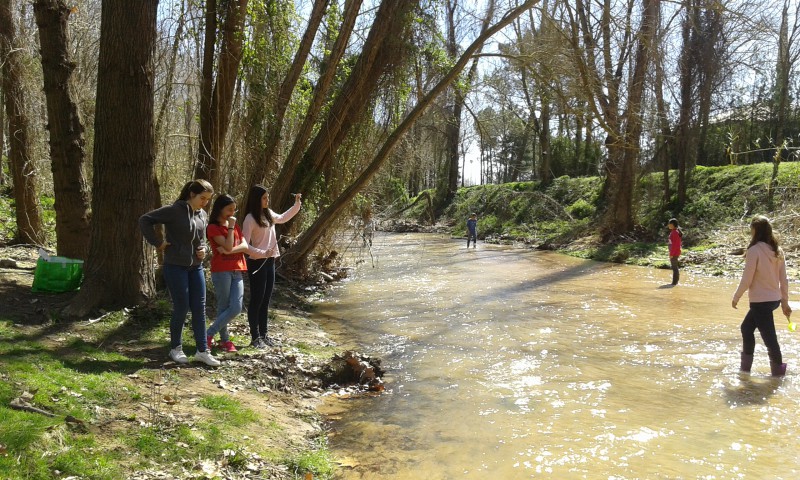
[316,233,800,479]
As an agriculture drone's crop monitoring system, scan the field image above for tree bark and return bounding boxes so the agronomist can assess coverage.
[197,0,248,187]
[0,88,4,187]
[66,0,159,317]
[0,0,44,245]
[247,0,332,187]
[674,2,696,208]
[271,0,363,206]
[603,0,659,236]
[195,0,217,184]
[273,0,416,215]
[33,0,91,259]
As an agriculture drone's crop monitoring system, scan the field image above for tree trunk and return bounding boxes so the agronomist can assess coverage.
[274,0,417,215]
[434,0,495,215]
[33,0,91,259]
[653,27,672,207]
[199,0,248,187]
[66,0,159,317]
[538,99,551,184]
[247,0,332,187]
[0,0,44,245]
[271,0,363,206]
[281,0,541,270]
[155,0,185,152]
[603,0,659,236]
[674,2,695,209]
[0,88,4,187]
[769,1,791,210]
[195,0,217,184]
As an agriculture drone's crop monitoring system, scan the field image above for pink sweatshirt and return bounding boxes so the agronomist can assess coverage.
[733,241,789,304]
[242,202,301,260]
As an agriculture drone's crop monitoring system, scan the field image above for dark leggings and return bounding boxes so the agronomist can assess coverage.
[741,300,782,364]
[670,256,679,285]
[246,257,275,341]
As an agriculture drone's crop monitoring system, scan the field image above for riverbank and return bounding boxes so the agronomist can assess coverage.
[393,163,800,282]
[0,244,368,479]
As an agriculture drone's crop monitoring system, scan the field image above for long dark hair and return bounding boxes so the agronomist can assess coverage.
[668,218,683,237]
[749,215,780,256]
[244,184,273,228]
[177,179,213,202]
[209,194,235,227]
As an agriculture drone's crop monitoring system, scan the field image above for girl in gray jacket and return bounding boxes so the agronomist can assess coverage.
[139,179,220,367]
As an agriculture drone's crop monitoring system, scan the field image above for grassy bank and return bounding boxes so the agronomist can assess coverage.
[0,258,339,480]
[399,163,800,278]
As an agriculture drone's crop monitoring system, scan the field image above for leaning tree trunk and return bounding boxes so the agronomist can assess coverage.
[273,0,416,215]
[33,0,91,259]
[281,0,541,270]
[66,0,159,317]
[0,0,44,245]
[247,0,332,187]
[270,0,363,206]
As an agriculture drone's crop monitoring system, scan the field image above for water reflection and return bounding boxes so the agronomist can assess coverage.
[317,233,800,479]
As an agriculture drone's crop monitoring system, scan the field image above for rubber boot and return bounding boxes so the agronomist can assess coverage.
[770,362,787,377]
[740,353,754,373]
[671,269,679,286]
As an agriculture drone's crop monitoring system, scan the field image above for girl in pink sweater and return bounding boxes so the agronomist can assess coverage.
[241,185,302,349]
[732,215,792,376]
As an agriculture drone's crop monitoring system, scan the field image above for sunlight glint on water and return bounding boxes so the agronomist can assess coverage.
[316,233,800,479]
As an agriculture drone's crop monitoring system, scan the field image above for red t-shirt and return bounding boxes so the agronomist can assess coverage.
[207,223,247,272]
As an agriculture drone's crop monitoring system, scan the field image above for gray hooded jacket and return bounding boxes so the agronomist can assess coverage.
[139,200,208,267]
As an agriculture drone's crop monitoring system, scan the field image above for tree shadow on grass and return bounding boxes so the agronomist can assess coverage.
[0,280,182,375]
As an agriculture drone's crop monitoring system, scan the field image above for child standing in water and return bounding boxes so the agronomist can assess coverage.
[732,215,792,376]
[667,218,683,285]
[466,213,477,249]
[139,179,220,366]
[206,194,254,353]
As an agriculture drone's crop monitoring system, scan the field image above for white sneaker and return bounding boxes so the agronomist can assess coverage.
[169,346,189,364]
[194,350,221,367]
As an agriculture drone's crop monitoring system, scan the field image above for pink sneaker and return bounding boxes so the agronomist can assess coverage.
[220,340,238,353]
[207,335,214,350]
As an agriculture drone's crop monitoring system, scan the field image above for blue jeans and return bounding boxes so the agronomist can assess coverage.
[208,270,244,342]
[162,263,207,352]
[741,300,782,364]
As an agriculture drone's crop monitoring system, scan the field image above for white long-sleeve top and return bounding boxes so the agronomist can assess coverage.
[242,202,301,259]
[733,241,789,304]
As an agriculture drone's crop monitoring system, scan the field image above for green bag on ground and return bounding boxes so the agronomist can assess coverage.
[31,256,84,293]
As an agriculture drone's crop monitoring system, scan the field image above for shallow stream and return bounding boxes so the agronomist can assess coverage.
[316,233,800,479]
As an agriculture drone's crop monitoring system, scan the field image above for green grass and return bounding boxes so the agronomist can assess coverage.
[293,341,338,358]
[0,321,131,479]
[286,437,335,479]
[198,394,258,426]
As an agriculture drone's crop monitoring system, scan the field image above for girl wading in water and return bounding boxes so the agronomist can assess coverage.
[732,215,792,376]
[242,186,302,349]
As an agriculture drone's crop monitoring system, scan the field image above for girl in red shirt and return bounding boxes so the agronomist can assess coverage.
[667,218,683,286]
[206,194,253,352]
